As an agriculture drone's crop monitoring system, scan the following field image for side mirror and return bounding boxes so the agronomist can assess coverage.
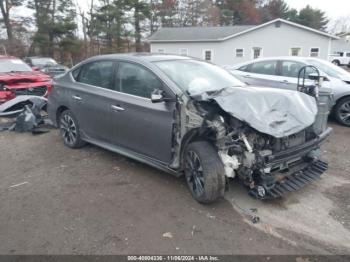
[151,89,164,103]
[151,89,176,103]
[32,66,40,71]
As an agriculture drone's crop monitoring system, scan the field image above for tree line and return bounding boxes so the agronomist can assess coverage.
[0,0,329,65]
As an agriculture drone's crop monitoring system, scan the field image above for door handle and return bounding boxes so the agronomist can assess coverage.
[111,105,125,112]
[244,74,251,78]
[72,95,82,101]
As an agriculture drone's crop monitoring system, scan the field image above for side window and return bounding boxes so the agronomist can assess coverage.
[116,62,163,99]
[72,67,81,80]
[250,61,277,75]
[280,61,304,78]
[280,61,314,78]
[238,64,251,72]
[77,61,114,89]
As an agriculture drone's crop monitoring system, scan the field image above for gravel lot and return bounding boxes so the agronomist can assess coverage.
[0,122,349,255]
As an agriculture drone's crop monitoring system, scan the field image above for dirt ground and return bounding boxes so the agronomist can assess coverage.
[0,122,349,255]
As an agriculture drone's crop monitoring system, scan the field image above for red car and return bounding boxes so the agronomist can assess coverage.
[0,56,53,103]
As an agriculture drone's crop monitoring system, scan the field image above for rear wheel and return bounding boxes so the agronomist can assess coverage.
[59,110,86,148]
[334,97,350,127]
[184,141,226,204]
[332,60,340,66]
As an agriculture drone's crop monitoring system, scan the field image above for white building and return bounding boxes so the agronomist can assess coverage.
[331,32,350,53]
[149,18,339,66]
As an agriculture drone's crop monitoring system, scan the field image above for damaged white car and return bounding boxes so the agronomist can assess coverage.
[48,54,332,203]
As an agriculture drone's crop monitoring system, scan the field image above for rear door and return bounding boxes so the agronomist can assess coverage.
[69,60,120,142]
[109,61,176,163]
[277,60,313,90]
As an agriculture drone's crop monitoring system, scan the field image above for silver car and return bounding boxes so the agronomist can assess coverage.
[48,54,330,203]
[225,57,350,126]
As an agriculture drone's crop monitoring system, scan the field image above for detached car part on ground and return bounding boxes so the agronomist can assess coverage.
[0,95,48,133]
[0,56,53,103]
[48,54,331,203]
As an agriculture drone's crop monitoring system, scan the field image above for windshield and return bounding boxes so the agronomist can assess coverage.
[154,59,245,96]
[32,58,57,67]
[0,59,33,73]
[306,59,350,78]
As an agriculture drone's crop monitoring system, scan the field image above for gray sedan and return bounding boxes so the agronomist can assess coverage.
[48,54,330,203]
[225,57,350,126]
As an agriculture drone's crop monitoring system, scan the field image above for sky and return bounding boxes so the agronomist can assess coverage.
[73,0,350,19]
[284,0,350,18]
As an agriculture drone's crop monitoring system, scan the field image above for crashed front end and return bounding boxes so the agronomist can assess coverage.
[187,86,332,199]
[213,117,331,199]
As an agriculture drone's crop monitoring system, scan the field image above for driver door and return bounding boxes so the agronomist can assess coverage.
[110,61,176,164]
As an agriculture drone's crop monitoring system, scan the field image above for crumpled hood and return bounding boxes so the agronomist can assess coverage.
[201,86,317,138]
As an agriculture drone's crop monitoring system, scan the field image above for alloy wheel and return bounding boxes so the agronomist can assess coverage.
[185,150,205,197]
[339,101,350,125]
[60,114,78,146]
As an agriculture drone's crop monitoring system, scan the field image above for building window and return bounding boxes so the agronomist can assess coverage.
[310,48,320,57]
[179,48,188,56]
[157,48,165,54]
[236,48,244,58]
[290,47,301,56]
[252,47,262,59]
[203,50,212,61]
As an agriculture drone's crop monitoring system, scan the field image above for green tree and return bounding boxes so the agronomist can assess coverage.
[0,0,23,50]
[128,0,150,52]
[260,0,289,21]
[297,5,329,30]
[28,0,78,57]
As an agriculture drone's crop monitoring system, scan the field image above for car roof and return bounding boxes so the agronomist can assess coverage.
[85,53,191,63]
[25,56,54,59]
[228,56,324,69]
[0,55,20,60]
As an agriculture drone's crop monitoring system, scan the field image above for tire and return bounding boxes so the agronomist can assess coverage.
[58,110,86,148]
[184,141,226,204]
[332,60,340,66]
[334,97,350,127]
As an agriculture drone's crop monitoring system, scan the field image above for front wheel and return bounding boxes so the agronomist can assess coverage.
[59,110,86,148]
[334,97,350,127]
[184,141,226,204]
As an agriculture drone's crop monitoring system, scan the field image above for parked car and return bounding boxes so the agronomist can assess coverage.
[0,56,53,104]
[24,57,69,77]
[328,51,350,67]
[225,57,350,127]
[48,54,330,203]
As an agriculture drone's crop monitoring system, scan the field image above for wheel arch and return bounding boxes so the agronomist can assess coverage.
[56,105,69,126]
[179,128,215,170]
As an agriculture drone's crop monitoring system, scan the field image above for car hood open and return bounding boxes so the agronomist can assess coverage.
[194,86,318,138]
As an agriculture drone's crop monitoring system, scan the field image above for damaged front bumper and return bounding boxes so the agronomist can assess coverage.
[250,160,328,199]
[249,127,332,199]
